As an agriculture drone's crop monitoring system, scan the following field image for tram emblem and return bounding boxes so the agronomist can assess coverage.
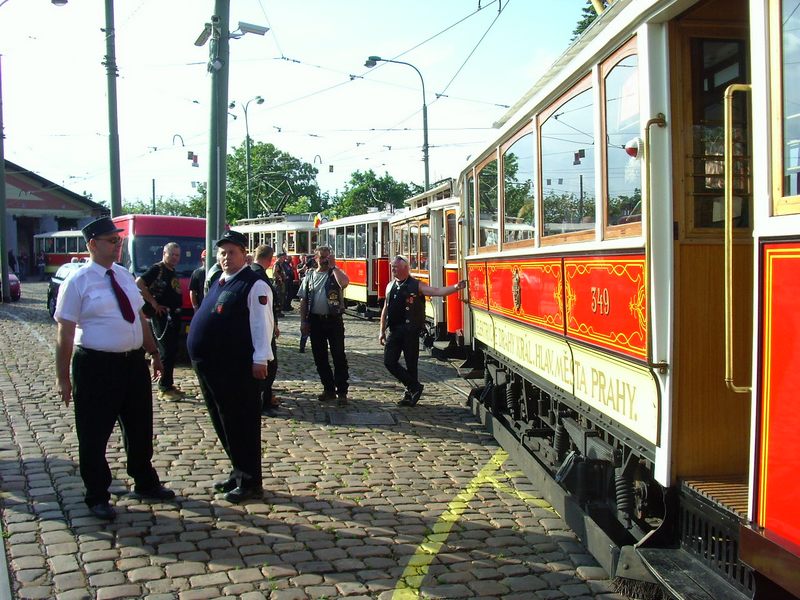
[512,267,522,312]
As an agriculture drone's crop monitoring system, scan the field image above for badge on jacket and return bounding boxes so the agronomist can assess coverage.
[259,295,269,305]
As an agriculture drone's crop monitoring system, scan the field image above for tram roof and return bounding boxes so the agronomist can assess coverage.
[34,230,85,239]
[318,209,399,228]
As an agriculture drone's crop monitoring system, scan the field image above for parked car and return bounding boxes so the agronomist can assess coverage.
[47,260,86,318]
[5,273,21,302]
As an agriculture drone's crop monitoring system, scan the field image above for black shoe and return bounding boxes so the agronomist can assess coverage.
[317,391,336,402]
[261,406,278,417]
[133,484,176,501]
[337,395,348,407]
[224,486,263,504]
[88,502,116,521]
[398,385,424,407]
[213,478,236,493]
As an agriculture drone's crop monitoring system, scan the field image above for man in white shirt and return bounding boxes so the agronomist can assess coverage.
[55,217,175,521]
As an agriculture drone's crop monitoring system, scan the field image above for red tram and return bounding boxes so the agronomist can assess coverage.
[317,209,392,315]
[447,0,800,598]
[390,180,464,355]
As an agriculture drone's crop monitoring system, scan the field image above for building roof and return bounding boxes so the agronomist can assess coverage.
[3,159,107,217]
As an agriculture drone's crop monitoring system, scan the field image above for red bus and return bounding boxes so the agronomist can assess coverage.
[112,214,206,330]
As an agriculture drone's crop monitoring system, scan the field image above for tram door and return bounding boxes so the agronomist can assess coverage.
[669,0,753,491]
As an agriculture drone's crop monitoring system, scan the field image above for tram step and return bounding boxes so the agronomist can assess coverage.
[637,547,750,600]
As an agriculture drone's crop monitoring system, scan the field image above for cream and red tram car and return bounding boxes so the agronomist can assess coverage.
[232,213,318,273]
[316,209,393,314]
[390,179,464,355]
[458,0,800,598]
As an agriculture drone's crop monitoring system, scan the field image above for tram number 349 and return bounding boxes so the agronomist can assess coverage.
[591,287,611,315]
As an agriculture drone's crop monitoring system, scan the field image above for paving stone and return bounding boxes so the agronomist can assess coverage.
[96,584,143,599]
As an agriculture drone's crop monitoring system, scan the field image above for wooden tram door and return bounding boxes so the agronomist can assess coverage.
[669,0,753,489]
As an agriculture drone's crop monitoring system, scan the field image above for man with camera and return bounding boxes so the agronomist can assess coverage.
[137,242,184,401]
[299,246,350,406]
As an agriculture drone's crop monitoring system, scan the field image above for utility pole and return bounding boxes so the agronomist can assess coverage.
[0,56,10,302]
[205,0,231,269]
[104,0,122,216]
[151,179,156,215]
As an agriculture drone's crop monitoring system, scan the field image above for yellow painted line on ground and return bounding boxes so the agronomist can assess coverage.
[391,449,555,599]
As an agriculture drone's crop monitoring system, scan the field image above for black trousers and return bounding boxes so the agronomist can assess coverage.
[259,338,279,406]
[72,347,160,506]
[309,314,349,397]
[193,360,261,488]
[383,325,422,392]
[151,312,180,391]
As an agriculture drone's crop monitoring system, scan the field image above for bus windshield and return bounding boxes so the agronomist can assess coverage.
[131,235,205,277]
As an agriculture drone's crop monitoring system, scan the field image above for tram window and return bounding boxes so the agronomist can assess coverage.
[56,237,67,254]
[310,231,318,251]
[296,232,309,254]
[287,232,296,253]
[401,226,409,259]
[382,223,390,256]
[356,224,367,258]
[420,221,430,270]
[478,159,499,247]
[604,53,642,232]
[775,0,800,212]
[446,212,457,262]
[345,226,355,258]
[503,131,535,244]
[409,222,419,268]
[44,238,55,253]
[540,86,596,239]
[466,174,476,254]
[689,39,751,230]
[335,228,345,257]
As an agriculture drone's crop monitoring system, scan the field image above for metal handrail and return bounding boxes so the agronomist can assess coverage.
[643,113,668,372]
[723,83,752,394]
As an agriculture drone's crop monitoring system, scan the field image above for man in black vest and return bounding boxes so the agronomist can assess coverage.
[137,242,184,401]
[379,255,466,407]
[299,245,350,405]
[187,230,275,503]
[251,244,281,417]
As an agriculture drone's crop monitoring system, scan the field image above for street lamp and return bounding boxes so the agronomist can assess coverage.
[230,95,264,220]
[364,55,429,190]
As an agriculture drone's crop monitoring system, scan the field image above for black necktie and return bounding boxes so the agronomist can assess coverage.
[219,277,226,286]
[106,269,135,323]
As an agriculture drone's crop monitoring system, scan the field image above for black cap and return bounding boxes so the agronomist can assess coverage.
[82,217,123,242]
[216,230,248,250]
[277,251,287,257]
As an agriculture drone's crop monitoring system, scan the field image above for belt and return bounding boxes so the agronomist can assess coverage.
[309,313,341,320]
[76,346,145,359]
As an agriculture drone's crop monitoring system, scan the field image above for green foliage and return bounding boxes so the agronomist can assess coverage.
[571,1,606,41]
[122,195,205,217]
[225,141,322,222]
[330,170,421,218]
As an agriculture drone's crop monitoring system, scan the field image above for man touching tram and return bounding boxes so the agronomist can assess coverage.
[379,255,466,407]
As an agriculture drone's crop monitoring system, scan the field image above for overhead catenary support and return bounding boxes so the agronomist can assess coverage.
[103,0,122,216]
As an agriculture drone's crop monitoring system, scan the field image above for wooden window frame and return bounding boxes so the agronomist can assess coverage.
[476,150,500,253]
[770,1,800,215]
[538,73,597,246]
[600,37,643,240]
[501,124,537,251]
[445,210,458,264]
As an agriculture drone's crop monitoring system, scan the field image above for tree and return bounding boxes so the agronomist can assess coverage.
[225,141,322,223]
[122,195,205,217]
[331,170,421,218]
[571,1,607,41]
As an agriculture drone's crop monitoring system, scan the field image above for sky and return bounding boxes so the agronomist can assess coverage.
[0,0,586,208]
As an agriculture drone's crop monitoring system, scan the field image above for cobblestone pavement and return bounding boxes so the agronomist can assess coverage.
[0,282,624,600]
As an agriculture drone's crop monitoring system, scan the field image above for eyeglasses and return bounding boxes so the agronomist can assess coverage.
[95,236,122,245]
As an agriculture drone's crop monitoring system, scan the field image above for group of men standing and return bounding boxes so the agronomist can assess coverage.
[54,216,466,518]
